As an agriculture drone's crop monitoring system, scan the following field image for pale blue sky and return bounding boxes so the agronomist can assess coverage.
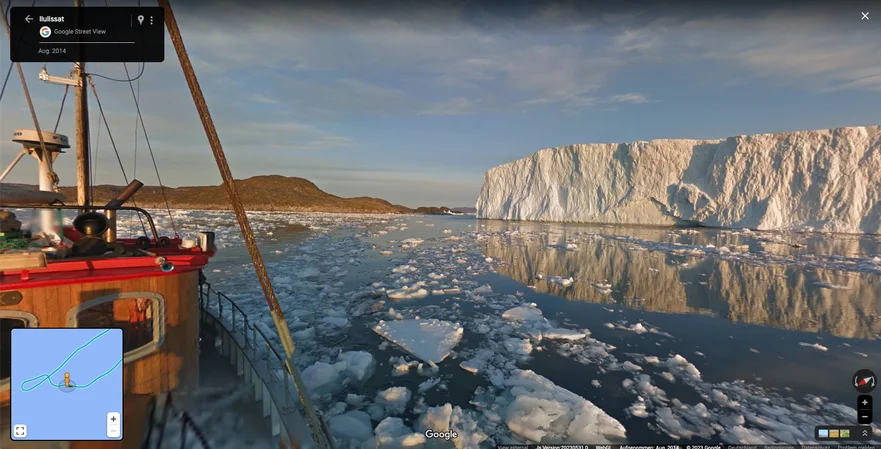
[1,0,879,207]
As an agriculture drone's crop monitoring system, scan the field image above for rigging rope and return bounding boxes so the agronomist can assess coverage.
[0,0,57,193]
[88,62,145,83]
[125,65,178,236]
[100,0,177,237]
[133,75,140,231]
[0,0,36,105]
[134,77,139,181]
[0,60,11,104]
[88,75,149,237]
[54,85,70,132]
[91,94,101,206]
[158,1,334,447]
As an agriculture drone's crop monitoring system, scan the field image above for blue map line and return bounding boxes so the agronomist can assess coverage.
[19,328,123,392]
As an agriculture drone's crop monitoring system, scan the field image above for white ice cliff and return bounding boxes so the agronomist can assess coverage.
[477,126,881,233]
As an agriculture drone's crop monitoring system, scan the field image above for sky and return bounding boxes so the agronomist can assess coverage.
[1,0,880,208]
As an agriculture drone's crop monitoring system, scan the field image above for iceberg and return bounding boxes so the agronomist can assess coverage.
[477,126,881,233]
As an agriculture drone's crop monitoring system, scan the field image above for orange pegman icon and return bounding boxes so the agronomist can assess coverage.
[64,372,70,388]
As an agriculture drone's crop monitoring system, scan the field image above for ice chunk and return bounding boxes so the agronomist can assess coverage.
[502,306,545,322]
[391,357,418,376]
[417,362,439,377]
[416,404,489,449]
[302,361,347,395]
[627,400,649,418]
[373,319,464,363]
[392,264,418,274]
[322,316,349,327]
[417,378,442,393]
[798,342,829,351]
[387,282,430,300]
[418,403,453,432]
[351,300,386,317]
[376,387,412,414]
[346,394,366,406]
[329,410,374,442]
[292,327,314,340]
[543,328,586,340]
[504,370,627,443]
[665,354,702,380]
[374,417,426,449]
[472,284,493,294]
[504,338,533,356]
[460,349,494,374]
[623,361,643,372]
[338,351,376,382]
[297,267,321,278]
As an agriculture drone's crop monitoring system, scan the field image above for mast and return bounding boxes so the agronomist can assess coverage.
[74,0,91,207]
[158,1,333,447]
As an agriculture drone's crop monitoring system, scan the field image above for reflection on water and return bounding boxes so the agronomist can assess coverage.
[478,221,881,340]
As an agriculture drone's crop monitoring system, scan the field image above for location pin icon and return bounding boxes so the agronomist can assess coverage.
[137,15,144,25]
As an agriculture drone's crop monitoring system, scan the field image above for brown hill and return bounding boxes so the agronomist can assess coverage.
[54,175,414,214]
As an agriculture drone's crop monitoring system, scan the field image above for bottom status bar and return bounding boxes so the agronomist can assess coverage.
[496,443,881,449]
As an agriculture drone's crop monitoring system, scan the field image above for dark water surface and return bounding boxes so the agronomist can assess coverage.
[194,212,881,444]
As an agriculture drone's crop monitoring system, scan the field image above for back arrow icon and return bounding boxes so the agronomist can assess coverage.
[25,15,33,23]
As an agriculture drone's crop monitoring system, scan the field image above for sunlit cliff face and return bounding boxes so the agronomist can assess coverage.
[478,221,881,340]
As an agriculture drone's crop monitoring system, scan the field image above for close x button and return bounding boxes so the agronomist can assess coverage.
[857,395,872,424]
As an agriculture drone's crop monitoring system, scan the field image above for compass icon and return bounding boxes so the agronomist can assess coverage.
[853,369,876,393]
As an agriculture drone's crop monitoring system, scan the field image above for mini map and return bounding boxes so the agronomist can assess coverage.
[11,328,123,441]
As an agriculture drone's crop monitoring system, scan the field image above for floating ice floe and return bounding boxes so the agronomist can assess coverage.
[417,377,442,393]
[416,403,488,449]
[328,410,374,443]
[376,386,411,415]
[502,369,628,443]
[302,351,377,395]
[391,264,417,274]
[460,348,495,374]
[373,319,464,363]
[502,306,544,322]
[386,282,430,300]
[400,238,425,247]
[472,284,493,294]
[543,328,587,340]
[371,417,425,449]
[799,342,829,352]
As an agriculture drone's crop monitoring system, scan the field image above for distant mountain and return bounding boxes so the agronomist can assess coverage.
[451,207,477,214]
[5,176,479,216]
[45,175,413,214]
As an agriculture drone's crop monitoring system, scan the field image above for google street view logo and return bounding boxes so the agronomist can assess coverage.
[39,26,51,38]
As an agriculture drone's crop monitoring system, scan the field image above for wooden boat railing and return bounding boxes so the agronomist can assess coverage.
[197,279,314,448]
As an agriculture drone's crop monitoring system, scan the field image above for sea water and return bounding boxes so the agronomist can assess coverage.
[124,210,881,446]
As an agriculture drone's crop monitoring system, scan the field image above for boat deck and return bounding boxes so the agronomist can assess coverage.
[138,329,278,449]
